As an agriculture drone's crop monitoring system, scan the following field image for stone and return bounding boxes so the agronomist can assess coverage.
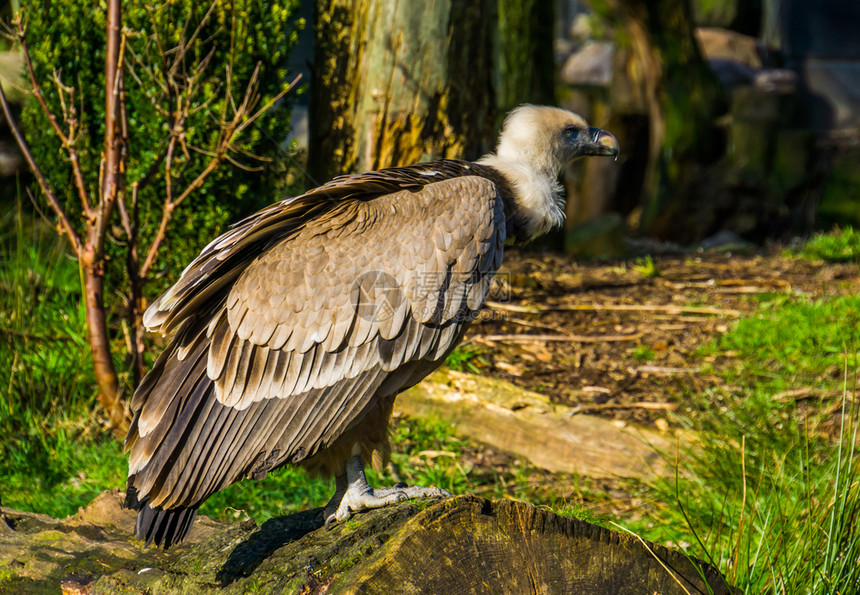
[695,28,762,69]
[561,41,615,87]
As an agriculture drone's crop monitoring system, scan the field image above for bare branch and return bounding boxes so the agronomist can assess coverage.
[98,0,124,223]
[15,17,94,218]
[183,0,219,55]
[184,143,217,158]
[116,185,133,238]
[139,134,178,278]
[235,73,302,136]
[233,62,262,122]
[117,33,132,239]
[15,17,67,145]
[125,43,169,97]
[25,187,52,227]
[192,45,218,83]
[0,20,16,42]
[171,151,223,208]
[225,153,263,172]
[137,13,300,282]
[50,71,71,127]
[188,89,220,116]
[231,142,273,162]
[224,3,237,117]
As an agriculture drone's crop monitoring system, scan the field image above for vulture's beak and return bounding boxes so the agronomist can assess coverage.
[584,126,619,157]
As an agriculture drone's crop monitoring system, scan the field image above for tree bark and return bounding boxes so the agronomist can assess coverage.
[309,0,499,183]
[497,0,556,112]
[91,0,127,433]
[82,249,125,432]
[591,0,724,240]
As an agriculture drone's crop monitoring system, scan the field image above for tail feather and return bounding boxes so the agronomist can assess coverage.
[128,489,198,549]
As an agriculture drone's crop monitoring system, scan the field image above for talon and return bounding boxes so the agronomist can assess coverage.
[322,456,453,528]
[324,513,337,531]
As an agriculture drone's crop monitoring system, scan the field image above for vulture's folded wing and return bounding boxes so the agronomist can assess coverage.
[127,173,504,510]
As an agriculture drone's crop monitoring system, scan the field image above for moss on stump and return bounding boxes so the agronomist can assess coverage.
[0,490,734,594]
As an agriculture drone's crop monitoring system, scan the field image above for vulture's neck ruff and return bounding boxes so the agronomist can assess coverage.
[478,104,618,240]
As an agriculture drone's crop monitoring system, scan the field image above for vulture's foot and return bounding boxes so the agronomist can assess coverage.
[323,455,450,529]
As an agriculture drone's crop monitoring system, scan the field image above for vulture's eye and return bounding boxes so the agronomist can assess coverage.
[563,126,577,138]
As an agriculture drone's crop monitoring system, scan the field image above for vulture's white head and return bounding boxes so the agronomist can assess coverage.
[478,105,619,239]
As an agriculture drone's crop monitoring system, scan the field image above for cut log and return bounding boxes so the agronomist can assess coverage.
[398,369,673,480]
[0,492,734,594]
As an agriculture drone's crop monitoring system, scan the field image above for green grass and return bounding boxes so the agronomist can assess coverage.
[0,199,129,517]
[798,226,860,263]
[0,199,92,426]
[0,432,127,518]
[444,343,489,373]
[633,293,860,593]
[699,292,860,394]
[632,344,656,362]
[631,255,660,278]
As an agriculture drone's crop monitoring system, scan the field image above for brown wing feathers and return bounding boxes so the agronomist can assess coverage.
[126,165,504,547]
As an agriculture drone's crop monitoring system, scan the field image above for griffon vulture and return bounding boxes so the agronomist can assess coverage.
[125,105,619,547]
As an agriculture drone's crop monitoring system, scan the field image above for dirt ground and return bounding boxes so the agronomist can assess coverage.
[432,247,858,519]
[463,247,859,429]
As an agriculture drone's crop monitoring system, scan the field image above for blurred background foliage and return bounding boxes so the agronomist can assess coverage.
[19,0,303,298]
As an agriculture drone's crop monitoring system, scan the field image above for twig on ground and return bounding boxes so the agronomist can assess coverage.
[474,333,643,344]
[632,365,704,375]
[772,387,847,403]
[487,301,741,318]
[568,401,678,416]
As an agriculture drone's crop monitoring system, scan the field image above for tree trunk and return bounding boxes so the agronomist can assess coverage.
[91,0,127,433]
[0,492,735,594]
[591,0,724,241]
[497,0,556,112]
[309,0,499,183]
[82,249,126,432]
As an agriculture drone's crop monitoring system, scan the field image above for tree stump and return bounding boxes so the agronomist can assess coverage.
[0,491,734,594]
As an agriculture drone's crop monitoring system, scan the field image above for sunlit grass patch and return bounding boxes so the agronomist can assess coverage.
[444,343,490,374]
[698,293,860,394]
[798,226,860,263]
[646,381,859,592]
[631,255,660,278]
[0,200,123,518]
[0,433,127,518]
[0,199,93,431]
[636,291,860,592]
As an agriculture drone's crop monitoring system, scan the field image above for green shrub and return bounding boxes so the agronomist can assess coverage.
[20,0,304,298]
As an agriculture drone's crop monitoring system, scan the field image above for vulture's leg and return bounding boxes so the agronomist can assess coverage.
[323,455,450,528]
[322,470,348,518]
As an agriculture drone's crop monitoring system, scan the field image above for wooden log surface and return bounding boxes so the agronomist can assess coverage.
[0,491,734,594]
[397,369,674,480]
